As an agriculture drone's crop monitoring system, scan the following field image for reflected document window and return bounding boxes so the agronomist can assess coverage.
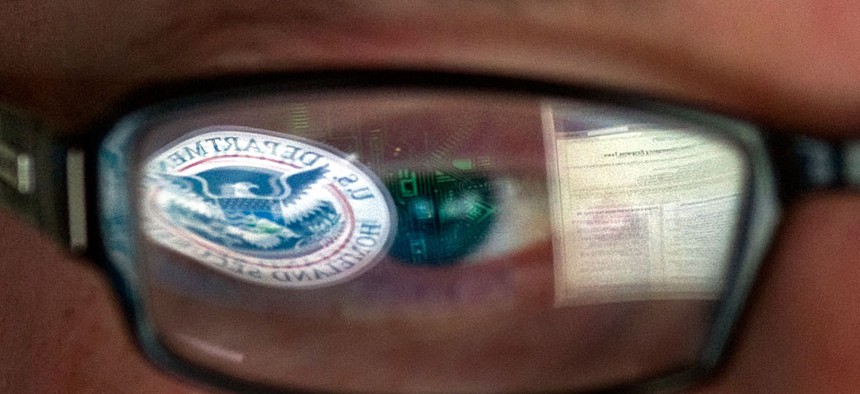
[543,103,747,304]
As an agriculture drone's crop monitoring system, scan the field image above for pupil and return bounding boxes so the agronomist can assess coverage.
[386,170,497,266]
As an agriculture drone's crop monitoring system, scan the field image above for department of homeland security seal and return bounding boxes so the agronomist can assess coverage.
[141,126,396,288]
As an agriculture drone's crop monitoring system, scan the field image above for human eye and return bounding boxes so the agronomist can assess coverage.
[319,93,552,269]
[303,92,554,312]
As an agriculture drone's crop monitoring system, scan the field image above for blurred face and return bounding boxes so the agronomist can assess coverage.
[2,1,860,393]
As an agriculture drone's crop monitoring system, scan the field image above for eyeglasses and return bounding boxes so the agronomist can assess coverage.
[1,70,857,393]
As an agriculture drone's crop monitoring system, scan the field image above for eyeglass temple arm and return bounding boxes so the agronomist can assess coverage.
[0,106,87,252]
[766,134,860,201]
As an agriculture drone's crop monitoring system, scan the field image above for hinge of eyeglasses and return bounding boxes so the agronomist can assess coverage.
[842,141,860,188]
[0,140,34,194]
[66,149,88,251]
[0,106,86,252]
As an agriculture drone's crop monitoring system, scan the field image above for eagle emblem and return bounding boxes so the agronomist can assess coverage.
[141,128,395,288]
[153,165,343,258]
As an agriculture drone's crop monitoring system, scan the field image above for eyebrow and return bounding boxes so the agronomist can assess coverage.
[0,0,636,132]
[124,0,672,83]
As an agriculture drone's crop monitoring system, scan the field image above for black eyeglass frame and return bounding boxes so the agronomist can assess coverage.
[2,69,854,393]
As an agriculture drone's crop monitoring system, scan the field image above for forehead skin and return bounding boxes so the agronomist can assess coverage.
[1,1,860,393]
[1,1,860,132]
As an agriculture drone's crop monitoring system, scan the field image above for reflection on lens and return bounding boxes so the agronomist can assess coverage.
[543,104,749,305]
[139,127,396,288]
[112,90,756,394]
[387,170,496,266]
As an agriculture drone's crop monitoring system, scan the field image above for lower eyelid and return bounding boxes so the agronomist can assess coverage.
[340,240,555,320]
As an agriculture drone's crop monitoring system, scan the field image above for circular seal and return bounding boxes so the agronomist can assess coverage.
[140,126,396,288]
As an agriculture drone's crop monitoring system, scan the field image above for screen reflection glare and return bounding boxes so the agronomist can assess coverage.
[111,91,750,393]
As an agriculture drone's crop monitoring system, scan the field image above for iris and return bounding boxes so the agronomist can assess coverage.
[386,170,497,266]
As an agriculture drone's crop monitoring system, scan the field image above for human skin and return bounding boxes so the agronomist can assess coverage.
[2,1,860,393]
